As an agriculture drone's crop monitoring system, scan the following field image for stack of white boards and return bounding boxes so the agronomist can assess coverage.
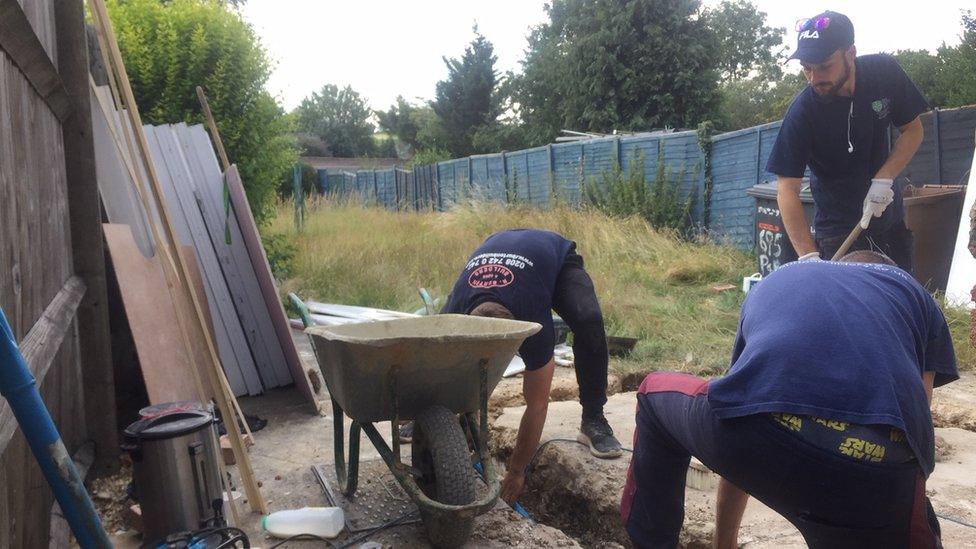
[92,84,313,402]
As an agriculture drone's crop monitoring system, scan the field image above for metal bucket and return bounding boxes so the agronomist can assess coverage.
[123,406,224,543]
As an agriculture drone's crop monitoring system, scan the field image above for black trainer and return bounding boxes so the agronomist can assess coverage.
[578,414,623,458]
[398,421,414,443]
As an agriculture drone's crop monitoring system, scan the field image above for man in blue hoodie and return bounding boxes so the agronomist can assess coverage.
[621,252,957,548]
[441,229,623,504]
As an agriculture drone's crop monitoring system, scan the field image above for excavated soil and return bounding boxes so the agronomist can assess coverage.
[489,367,622,417]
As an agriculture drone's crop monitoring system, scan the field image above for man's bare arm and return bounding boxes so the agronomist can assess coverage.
[874,117,923,181]
[714,478,749,549]
[924,371,935,404]
[500,360,555,503]
[776,176,817,256]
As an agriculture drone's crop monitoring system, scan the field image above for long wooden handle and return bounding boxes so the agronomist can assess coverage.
[196,86,231,172]
[831,223,864,261]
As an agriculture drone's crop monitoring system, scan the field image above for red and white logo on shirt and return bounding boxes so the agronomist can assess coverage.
[468,265,515,288]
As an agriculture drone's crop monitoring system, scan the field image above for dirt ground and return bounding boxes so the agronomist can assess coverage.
[101,330,976,547]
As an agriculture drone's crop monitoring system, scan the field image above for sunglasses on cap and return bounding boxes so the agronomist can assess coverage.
[795,16,830,32]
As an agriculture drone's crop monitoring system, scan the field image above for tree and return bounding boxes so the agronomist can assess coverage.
[704,0,786,83]
[108,0,297,224]
[376,136,398,158]
[935,11,976,108]
[717,72,806,130]
[893,49,947,108]
[294,84,376,157]
[516,0,721,146]
[377,96,422,152]
[893,11,976,109]
[431,27,500,156]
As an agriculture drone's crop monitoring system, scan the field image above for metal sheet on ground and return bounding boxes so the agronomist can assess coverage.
[306,301,418,321]
[311,461,420,533]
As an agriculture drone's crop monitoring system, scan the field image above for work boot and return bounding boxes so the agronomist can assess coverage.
[398,421,414,443]
[578,414,623,458]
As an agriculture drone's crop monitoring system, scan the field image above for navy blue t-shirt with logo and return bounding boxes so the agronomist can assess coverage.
[443,229,574,370]
[708,260,958,476]
[766,54,929,239]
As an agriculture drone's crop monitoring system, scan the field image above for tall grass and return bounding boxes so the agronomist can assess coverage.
[268,197,751,374]
[267,198,974,375]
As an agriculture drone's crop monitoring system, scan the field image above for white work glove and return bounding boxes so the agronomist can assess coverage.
[798,251,821,261]
[860,178,894,229]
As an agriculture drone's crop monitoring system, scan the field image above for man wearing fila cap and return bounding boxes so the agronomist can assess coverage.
[766,11,929,271]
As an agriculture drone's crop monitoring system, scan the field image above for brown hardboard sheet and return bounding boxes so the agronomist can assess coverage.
[103,223,210,403]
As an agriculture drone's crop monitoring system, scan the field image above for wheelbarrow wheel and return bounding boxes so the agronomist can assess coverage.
[411,405,476,548]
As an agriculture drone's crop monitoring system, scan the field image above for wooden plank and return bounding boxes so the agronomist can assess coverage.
[0,276,84,456]
[0,464,8,547]
[175,125,283,384]
[179,124,292,388]
[55,0,118,477]
[102,223,206,403]
[90,84,155,255]
[145,124,259,395]
[224,164,318,408]
[90,0,265,512]
[0,55,19,333]
[0,0,70,121]
[5,44,30,338]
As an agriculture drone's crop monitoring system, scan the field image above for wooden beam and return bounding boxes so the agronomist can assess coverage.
[88,0,266,513]
[0,277,86,456]
[196,86,231,171]
[0,0,71,121]
[55,0,119,478]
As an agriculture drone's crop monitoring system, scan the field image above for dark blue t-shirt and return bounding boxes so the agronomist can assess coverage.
[766,54,929,239]
[443,229,574,370]
[708,260,958,476]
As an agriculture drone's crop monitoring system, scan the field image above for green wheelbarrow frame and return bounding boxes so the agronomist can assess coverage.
[287,293,505,524]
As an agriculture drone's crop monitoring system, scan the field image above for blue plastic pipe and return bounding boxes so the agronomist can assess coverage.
[0,307,111,548]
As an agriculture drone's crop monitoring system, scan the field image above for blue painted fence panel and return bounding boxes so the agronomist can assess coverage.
[318,106,973,252]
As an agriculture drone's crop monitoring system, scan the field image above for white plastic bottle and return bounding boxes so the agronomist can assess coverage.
[262,507,345,539]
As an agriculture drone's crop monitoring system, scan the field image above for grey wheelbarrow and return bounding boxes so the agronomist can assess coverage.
[290,295,540,547]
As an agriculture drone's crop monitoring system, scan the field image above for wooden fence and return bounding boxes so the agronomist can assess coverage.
[0,0,116,545]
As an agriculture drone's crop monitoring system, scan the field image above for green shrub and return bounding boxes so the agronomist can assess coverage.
[407,148,453,168]
[261,232,297,280]
[584,151,696,232]
[108,0,297,225]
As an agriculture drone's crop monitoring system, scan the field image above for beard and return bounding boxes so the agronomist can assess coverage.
[812,56,851,97]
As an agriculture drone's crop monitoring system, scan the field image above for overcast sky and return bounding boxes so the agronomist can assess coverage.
[241,1,971,113]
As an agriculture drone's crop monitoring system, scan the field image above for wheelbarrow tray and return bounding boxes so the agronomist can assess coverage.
[306,315,541,423]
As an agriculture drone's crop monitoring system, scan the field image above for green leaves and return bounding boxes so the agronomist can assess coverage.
[516,0,722,145]
[704,0,786,84]
[894,11,976,110]
[584,150,697,233]
[293,84,376,158]
[107,0,296,225]
[431,27,502,157]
